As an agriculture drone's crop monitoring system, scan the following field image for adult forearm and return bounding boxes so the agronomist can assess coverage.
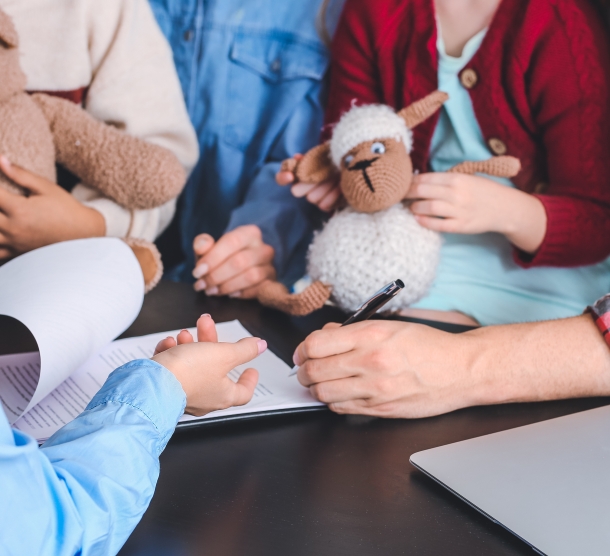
[467,315,610,406]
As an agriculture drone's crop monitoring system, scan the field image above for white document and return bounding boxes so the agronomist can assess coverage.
[0,238,144,422]
[14,321,323,442]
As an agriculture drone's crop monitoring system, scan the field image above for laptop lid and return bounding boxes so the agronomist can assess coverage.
[410,405,610,556]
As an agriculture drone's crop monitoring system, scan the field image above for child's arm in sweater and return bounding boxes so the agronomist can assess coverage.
[3,0,199,243]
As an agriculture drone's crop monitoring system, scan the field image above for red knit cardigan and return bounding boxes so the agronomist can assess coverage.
[325,0,610,268]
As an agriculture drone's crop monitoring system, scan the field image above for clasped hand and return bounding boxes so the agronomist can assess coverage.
[192,225,276,299]
[0,156,105,259]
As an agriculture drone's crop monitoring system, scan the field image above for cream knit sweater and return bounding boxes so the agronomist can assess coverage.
[1,0,199,241]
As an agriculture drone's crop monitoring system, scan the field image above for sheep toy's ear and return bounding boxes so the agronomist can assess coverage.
[397,91,449,129]
[280,142,338,185]
[0,9,19,49]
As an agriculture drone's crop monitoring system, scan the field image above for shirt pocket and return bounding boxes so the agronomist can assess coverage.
[224,30,328,151]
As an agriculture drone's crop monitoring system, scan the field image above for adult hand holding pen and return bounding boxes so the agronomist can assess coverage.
[293,316,610,419]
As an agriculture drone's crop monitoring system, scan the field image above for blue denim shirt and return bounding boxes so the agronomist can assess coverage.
[0,360,185,556]
[149,0,344,284]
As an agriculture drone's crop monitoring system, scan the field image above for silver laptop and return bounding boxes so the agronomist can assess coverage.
[410,405,610,556]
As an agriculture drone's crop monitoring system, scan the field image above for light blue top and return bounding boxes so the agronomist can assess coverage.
[0,359,186,556]
[410,28,610,325]
[149,0,344,285]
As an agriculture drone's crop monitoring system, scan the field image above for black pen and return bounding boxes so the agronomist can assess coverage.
[289,279,405,376]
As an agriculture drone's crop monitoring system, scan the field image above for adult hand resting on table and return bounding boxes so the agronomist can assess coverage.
[192,225,276,299]
[0,156,106,259]
[276,153,343,213]
[293,317,610,418]
[153,313,265,416]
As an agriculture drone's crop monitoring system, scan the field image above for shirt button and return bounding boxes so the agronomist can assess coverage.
[488,137,508,155]
[460,68,478,89]
[184,30,194,41]
[271,58,282,73]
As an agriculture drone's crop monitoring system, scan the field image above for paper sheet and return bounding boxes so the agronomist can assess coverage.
[14,321,322,442]
[0,238,144,422]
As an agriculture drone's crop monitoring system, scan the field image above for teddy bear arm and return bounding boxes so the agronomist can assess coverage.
[32,93,186,210]
[257,280,332,316]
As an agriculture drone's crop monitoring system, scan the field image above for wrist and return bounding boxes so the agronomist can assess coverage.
[82,206,107,237]
[496,189,546,253]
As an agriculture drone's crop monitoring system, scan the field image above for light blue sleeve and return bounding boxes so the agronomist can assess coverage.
[0,359,186,556]
[225,89,326,285]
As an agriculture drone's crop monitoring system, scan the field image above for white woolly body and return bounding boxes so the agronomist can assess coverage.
[307,204,441,313]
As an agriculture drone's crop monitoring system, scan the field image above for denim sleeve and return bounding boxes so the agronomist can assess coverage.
[0,360,185,556]
[225,88,326,285]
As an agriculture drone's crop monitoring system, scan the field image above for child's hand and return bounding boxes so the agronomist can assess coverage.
[152,314,266,416]
[0,156,105,259]
[191,225,276,299]
[276,154,343,213]
[406,172,547,254]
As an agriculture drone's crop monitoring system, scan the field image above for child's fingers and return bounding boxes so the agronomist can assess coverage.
[153,337,176,356]
[230,368,260,407]
[414,214,458,233]
[291,182,317,198]
[306,181,335,205]
[197,314,218,343]
[276,171,296,186]
[177,329,195,345]
[410,199,455,218]
[193,234,215,258]
[406,181,452,201]
[0,155,52,195]
[318,186,343,212]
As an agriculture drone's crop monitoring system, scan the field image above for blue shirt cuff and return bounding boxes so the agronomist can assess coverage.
[86,360,186,444]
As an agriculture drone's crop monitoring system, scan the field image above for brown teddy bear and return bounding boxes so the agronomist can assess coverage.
[0,8,187,291]
[257,91,521,316]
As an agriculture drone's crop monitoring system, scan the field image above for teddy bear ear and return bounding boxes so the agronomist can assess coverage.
[0,10,19,49]
[397,91,449,129]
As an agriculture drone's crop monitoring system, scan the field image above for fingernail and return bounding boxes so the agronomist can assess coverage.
[192,264,208,279]
[200,313,211,319]
[206,286,219,296]
[194,280,206,292]
[194,236,208,252]
[229,291,242,299]
[257,339,267,354]
[293,350,302,366]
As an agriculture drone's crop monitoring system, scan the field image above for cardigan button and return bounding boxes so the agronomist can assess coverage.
[460,68,478,89]
[488,137,508,155]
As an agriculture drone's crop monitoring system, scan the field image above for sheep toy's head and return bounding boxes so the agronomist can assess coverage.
[331,104,415,213]
[282,91,449,214]
[0,9,26,104]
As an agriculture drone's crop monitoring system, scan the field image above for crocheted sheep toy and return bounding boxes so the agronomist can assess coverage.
[0,8,186,292]
[257,91,521,316]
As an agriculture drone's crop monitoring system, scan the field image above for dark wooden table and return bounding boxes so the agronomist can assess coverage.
[117,281,610,556]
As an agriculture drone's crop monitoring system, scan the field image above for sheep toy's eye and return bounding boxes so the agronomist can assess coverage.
[344,154,355,166]
[371,142,386,155]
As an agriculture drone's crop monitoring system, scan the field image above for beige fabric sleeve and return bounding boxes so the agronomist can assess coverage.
[80,0,198,240]
[72,185,177,242]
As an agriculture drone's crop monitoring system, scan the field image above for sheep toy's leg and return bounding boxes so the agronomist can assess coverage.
[257,280,332,316]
